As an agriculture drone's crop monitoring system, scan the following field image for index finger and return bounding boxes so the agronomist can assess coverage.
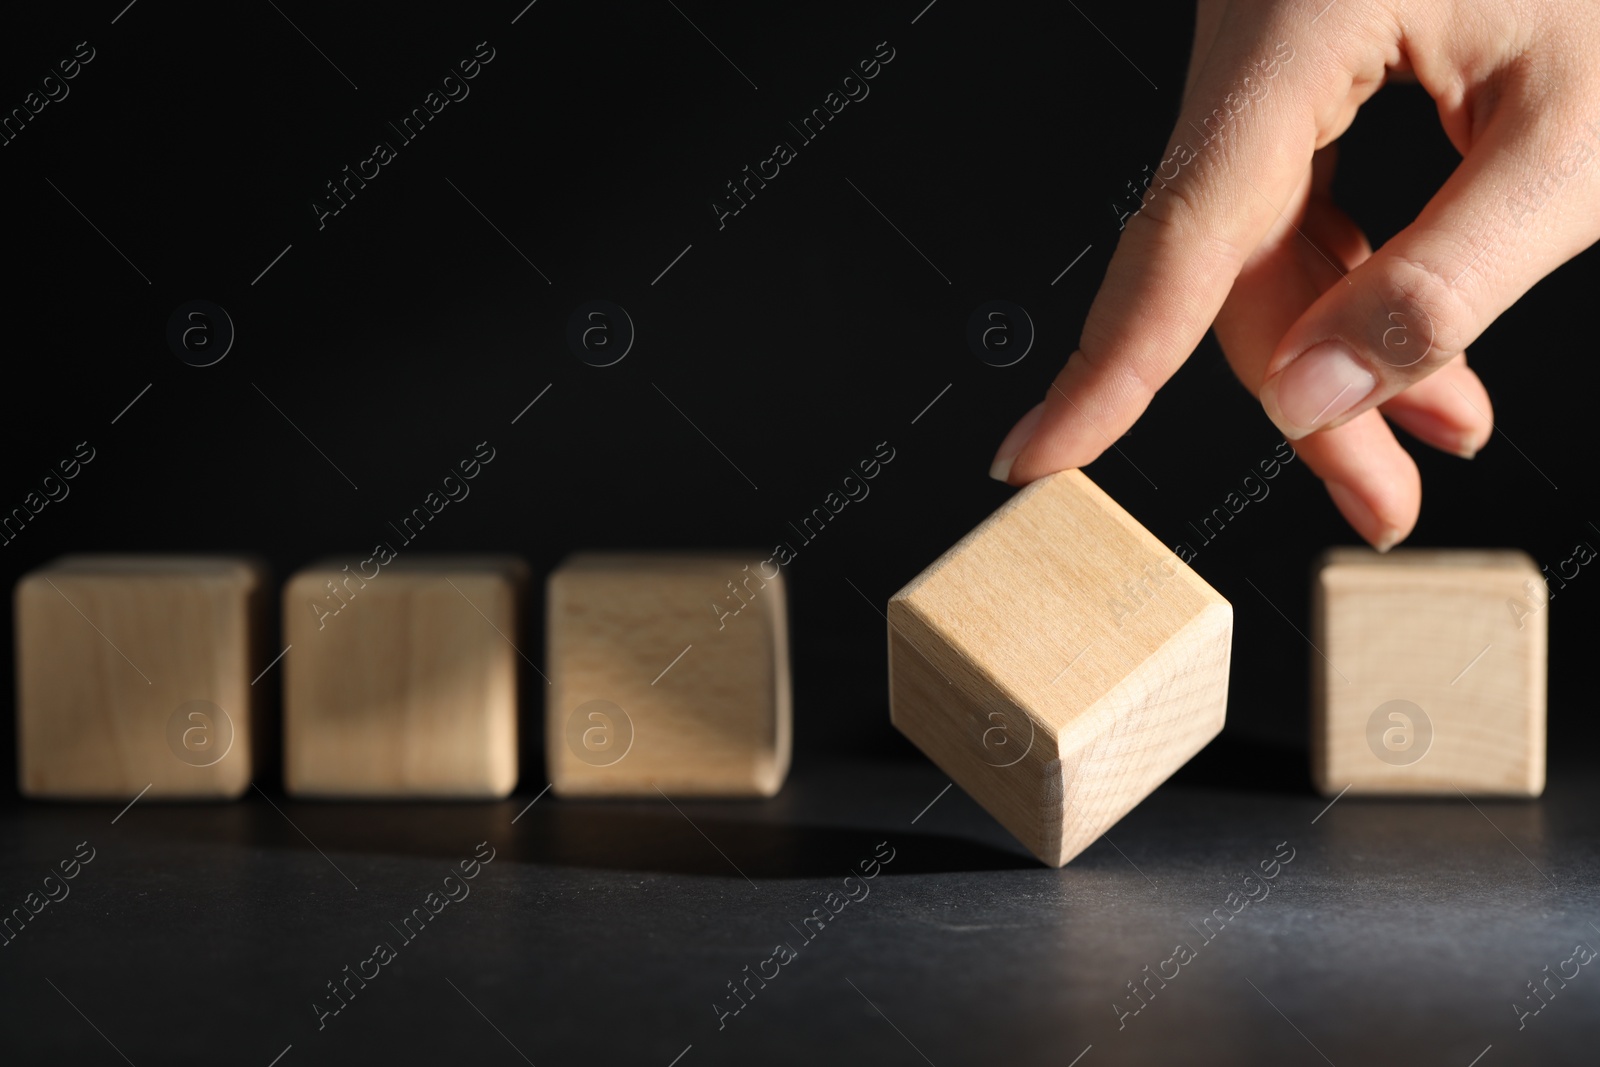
[993,32,1320,484]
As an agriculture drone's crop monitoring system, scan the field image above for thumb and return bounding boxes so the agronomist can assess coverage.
[1259,87,1600,438]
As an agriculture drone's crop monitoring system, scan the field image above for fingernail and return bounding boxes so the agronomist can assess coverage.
[1325,481,1402,552]
[1264,341,1376,437]
[989,401,1046,482]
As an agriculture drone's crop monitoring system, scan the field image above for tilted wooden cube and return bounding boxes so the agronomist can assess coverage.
[15,555,266,799]
[546,552,791,797]
[889,470,1232,867]
[1311,548,1546,797]
[284,555,527,798]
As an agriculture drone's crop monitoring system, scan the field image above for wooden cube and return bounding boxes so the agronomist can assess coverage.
[546,552,790,797]
[1311,548,1546,797]
[15,555,266,799]
[283,555,527,798]
[889,470,1232,867]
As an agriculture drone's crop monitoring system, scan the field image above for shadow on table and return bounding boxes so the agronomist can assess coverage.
[86,793,1034,879]
[503,804,1033,876]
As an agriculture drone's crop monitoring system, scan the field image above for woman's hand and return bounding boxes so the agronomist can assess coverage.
[992,0,1600,549]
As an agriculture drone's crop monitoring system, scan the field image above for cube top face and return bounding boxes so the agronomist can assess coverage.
[889,471,1232,866]
[283,554,526,798]
[16,555,265,799]
[546,551,790,797]
[892,470,1226,745]
[301,554,530,578]
[288,555,528,617]
[1312,548,1546,796]
[1319,546,1536,575]
[38,554,265,584]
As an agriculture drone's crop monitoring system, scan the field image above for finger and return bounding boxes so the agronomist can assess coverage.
[1258,88,1600,440]
[1210,150,1423,549]
[1213,146,1366,394]
[1222,152,1495,468]
[1292,410,1421,552]
[994,35,1315,484]
[1378,355,1494,459]
[1298,143,1370,275]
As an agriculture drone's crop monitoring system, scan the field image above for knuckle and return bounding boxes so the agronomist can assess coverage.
[1062,342,1159,424]
[1374,256,1475,371]
[1129,178,1248,268]
[1100,356,1163,416]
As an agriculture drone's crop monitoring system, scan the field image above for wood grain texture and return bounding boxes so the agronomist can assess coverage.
[546,552,790,798]
[15,555,266,799]
[889,469,1232,867]
[1311,548,1546,797]
[283,555,526,798]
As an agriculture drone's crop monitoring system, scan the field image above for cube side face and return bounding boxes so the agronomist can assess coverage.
[1313,551,1545,796]
[16,559,260,799]
[1054,601,1232,865]
[284,562,520,798]
[547,554,789,797]
[1309,570,1331,795]
[888,600,1065,865]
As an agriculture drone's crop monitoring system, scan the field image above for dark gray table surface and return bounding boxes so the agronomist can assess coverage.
[2,744,1596,1066]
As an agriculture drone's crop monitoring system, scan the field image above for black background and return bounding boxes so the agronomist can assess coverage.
[1,5,1598,1063]
[1,0,1590,784]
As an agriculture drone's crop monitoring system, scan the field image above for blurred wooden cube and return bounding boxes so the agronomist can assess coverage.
[889,470,1232,867]
[546,552,791,797]
[1311,548,1546,797]
[284,555,527,798]
[15,555,266,799]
